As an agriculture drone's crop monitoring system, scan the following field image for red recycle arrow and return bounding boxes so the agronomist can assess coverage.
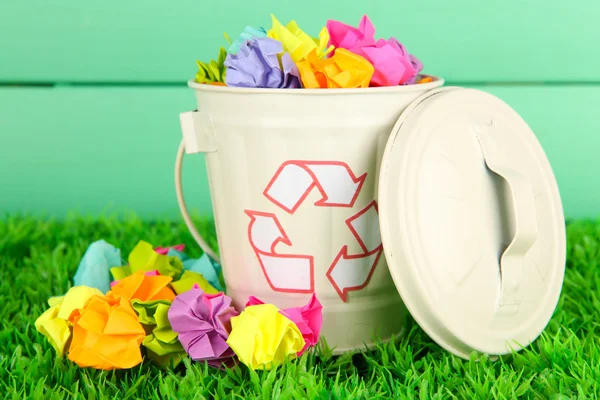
[326,201,383,302]
[264,161,367,214]
[245,210,314,293]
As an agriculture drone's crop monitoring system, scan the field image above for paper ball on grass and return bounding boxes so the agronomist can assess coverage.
[227,304,305,370]
[170,270,219,295]
[35,286,103,356]
[73,240,122,293]
[131,299,186,367]
[168,289,239,368]
[246,294,322,356]
[110,270,175,302]
[67,293,146,370]
[110,240,183,280]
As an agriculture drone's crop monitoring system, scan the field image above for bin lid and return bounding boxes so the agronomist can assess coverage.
[378,87,566,358]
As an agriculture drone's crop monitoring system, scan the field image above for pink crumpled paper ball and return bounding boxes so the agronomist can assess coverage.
[326,15,423,86]
[246,293,323,355]
[154,244,185,255]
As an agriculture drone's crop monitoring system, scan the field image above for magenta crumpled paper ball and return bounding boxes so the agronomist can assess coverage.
[246,293,323,355]
[168,288,239,368]
[326,15,423,86]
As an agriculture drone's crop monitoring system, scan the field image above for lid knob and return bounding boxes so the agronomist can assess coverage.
[473,121,539,308]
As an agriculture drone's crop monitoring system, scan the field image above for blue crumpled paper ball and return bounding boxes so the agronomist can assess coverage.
[73,240,122,293]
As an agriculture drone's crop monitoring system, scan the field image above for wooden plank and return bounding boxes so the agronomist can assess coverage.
[0,84,598,219]
[0,86,210,219]
[0,0,598,83]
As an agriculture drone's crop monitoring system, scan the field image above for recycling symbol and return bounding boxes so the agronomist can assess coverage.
[245,160,383,302]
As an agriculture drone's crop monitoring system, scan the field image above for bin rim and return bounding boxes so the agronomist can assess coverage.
[187,75,444,95]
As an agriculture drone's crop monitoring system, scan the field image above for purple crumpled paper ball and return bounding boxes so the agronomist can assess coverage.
[224,37,301,89]
[167,288,239,368]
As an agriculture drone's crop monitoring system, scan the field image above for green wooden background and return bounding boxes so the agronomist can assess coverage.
[1,0,599,219]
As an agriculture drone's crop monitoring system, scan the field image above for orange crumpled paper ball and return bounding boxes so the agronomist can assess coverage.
[67,293,146,370]
[296,48,374,89]
[110,270,176,302]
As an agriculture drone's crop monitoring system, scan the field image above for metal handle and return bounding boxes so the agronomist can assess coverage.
[175,110,220,263]
[475,122,538,307]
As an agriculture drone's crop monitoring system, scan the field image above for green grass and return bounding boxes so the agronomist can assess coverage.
[0,214,599,399]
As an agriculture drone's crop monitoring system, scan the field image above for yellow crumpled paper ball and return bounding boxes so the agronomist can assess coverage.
[297,48,375,89]
[226,304,305,370]
[35,286,103,356]
[267,15,333,62]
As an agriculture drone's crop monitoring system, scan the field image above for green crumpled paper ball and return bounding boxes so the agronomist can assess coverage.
[131,298,186,367]
[195,47,227,84]
[110,240,184,281]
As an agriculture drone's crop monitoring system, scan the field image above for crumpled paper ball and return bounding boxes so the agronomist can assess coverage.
[67,293,146,370]
[168,250,225,292]
[227,26,268,55]
[110,240,183,280]
[168,288,239,368]
[131,299,186,367]
[110,270,175,302]
[154,244,185,255]
[171,270,219,295]
[246,293,322,355]
[297,48,374,89]
[227,304,305,370]
[110,269,159,288]
[73,240,122,293]
[267,14,333,62]
[326,15,423,86]
[35,286,102,356]
[35,302,70,356]
[224,37,301,89]
[196,47,227,84]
